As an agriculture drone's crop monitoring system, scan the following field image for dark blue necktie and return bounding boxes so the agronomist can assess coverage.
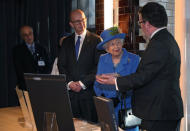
[75,36,81,59]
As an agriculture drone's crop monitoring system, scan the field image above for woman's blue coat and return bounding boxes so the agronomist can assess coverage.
[94,48,140,131]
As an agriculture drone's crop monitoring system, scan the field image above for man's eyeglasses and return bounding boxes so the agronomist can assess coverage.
[71,18,86,24]
[138,20,146,26]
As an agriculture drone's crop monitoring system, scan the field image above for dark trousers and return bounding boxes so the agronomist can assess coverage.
[140,119,181,131]
[69,90,98,123]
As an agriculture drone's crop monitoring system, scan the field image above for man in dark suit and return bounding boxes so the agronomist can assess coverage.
[13,25,51,90]
[96,2,184,131]
[57,9,103,122]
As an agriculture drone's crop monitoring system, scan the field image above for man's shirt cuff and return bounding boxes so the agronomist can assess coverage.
[79,81,87,90]
[115,78,119,90]
[67,81,73,90]
[67,81,87,90]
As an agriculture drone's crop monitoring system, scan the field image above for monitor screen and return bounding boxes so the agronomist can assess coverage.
[24,73,75,131]
[94,96,119,131]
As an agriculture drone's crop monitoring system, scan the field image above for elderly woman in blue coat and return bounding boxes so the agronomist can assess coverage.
[94,27,140,131]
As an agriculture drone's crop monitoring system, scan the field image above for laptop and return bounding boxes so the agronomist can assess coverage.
[24,73,75,131]
[94,96,119,131]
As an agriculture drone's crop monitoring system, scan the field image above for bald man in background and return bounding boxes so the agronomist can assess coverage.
[13,25,51,90]
[58,9,103,122]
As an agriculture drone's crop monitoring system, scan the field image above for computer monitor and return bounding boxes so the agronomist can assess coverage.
[24,73,75,131]
[94,96,119,131]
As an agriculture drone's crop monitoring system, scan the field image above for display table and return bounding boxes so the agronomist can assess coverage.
[0,106,100,131]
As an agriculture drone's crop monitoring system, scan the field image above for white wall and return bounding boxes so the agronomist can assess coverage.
[175,0,190,130]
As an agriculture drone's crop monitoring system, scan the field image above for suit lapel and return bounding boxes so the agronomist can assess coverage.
[23,43,33,56]
[68,34,77,62]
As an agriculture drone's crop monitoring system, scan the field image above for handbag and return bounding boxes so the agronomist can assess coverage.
[118,93,141,129]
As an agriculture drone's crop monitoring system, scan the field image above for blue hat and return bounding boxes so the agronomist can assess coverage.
[97,27,126,50]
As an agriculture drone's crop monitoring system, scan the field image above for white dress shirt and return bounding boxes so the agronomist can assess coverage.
[67,30,87,90]
[75,30,87,59]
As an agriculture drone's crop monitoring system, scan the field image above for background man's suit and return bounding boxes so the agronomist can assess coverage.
[58,30,103,122]
[13,42,51,90]
[117,29,183,127]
